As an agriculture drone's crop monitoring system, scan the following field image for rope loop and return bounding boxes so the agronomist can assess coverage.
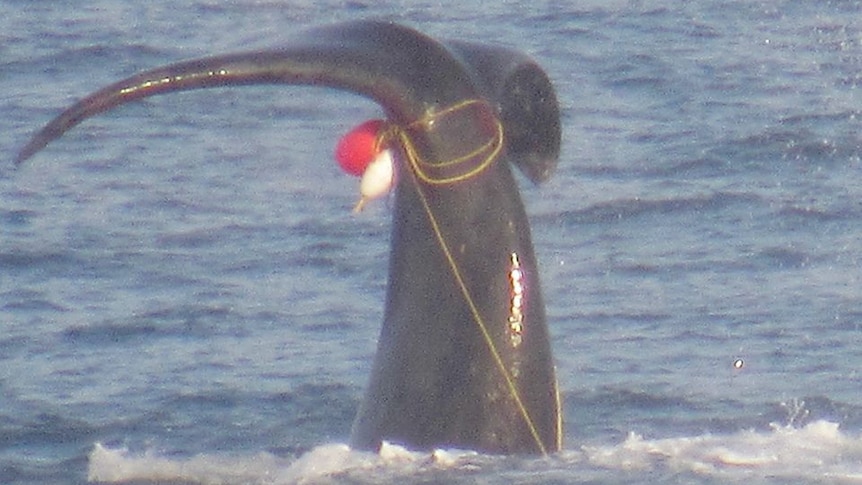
[378,99,504,186]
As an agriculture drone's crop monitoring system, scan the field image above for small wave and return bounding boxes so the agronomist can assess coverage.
[62,305,240,345]
[38,44,173,72]
[708,125,861,171]
[0,249,81,273]
[555,191,758,225]
[777,204,860,224]
[87,420,862,484]
[750,246,811,270]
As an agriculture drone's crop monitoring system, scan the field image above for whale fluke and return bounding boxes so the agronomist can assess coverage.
[16,20,563,455]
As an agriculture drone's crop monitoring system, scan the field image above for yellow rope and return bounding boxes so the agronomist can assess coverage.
[396,99,549,455]
[378,99,504,186]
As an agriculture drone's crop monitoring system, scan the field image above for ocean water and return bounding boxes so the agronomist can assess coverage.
[2,0,861,483]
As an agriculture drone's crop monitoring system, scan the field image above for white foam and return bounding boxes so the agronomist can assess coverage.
[578,420,862,481]
[88,440,478,484]
[88,421,862,483]
[88,442,285,483]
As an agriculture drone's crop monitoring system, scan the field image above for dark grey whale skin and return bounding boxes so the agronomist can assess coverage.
[16,20,563,455]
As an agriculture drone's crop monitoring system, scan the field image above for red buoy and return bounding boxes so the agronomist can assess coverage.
[335,119,385,176]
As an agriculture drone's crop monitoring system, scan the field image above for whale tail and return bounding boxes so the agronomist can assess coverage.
[16,20,563,455]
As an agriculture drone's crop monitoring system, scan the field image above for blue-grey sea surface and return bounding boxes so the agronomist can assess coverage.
[2,0,861,483]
